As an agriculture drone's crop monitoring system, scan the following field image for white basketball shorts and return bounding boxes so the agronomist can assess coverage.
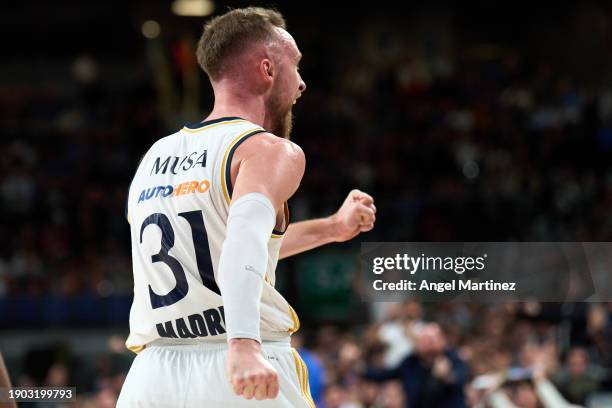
[117,339,315,407]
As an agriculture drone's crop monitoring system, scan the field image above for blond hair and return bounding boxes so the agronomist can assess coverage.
[196,7,286,80]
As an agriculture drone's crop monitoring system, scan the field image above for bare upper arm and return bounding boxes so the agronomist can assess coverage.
[230,133,305,211]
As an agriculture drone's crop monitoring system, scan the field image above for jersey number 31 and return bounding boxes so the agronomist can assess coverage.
[140,211,220,309]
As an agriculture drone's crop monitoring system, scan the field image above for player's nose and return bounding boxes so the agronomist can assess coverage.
[298,78,306,93]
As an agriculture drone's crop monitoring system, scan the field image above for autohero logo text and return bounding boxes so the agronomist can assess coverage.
[138,178,210,203]
[372,253,487,275]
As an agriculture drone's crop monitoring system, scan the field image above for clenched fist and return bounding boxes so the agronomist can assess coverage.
[226,339,279,401]
[330,189,376,242]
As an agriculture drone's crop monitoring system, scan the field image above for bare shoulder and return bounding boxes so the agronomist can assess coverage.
[231,132,305,206]
[237,132,304,166]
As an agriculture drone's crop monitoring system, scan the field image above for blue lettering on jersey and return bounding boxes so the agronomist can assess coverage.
[156,306,226,339]
[150,151,207,175]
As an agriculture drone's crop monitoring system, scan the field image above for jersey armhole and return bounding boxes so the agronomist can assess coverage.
[220,128,266,205]
[219,128,291,237]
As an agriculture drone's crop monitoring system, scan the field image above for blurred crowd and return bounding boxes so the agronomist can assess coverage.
[6,335,131,407]
[295,301,612,408]
[6,301,611,407]
[291,22,612,243]
[1,2,612,407]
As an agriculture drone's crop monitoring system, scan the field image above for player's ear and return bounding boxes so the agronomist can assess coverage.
[260,59,274,82]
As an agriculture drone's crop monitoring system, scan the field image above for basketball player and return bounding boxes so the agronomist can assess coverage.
[117,7,376,407]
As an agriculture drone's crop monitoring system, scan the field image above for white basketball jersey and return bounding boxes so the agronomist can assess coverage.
[125,117,300,353]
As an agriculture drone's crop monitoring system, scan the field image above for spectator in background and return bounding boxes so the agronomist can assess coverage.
[376,301,424,368]
[477,344,585,408]
[552,347,600,405]
[378,381,406,408]
[322,382,359,408]
[485,369,585,408]
[366,323,467,408]
[354,377,379,408]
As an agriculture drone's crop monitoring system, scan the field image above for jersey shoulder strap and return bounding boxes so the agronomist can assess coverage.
[191,118,267,206]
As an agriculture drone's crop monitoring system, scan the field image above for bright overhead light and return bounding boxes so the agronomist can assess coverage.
[141,20,161,39]
[172,0,215,17]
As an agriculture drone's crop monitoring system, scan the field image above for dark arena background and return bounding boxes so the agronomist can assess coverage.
[1,1,612,407]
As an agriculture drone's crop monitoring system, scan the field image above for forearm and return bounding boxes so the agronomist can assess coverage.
[218,193,274,342]
[279,217,338,259]
[0,354,16,408]
[279,189,376,259]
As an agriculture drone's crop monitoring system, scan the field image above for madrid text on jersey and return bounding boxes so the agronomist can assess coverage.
[138,178,211,203]
[150,150,207,175]
[156,306,227,339]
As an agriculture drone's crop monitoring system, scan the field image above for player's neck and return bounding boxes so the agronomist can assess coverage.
[207,90,269,131]
[207,78,285,133]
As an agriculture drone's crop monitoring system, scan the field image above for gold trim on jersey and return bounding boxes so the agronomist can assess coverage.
[291,349,316,408]
[301,358,316,408]
[127,344,146,354]
[181,118,247,133]
[289,305,301,333]
[220,127,265,205]
[220,127,289,239]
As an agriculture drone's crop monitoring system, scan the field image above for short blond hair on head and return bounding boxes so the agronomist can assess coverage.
[196,7,286,80]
